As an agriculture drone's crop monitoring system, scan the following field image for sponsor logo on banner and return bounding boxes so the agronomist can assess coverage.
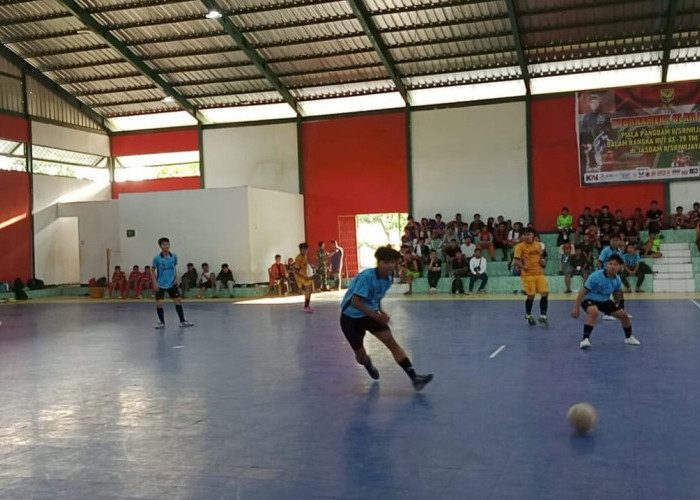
[584,173,600,182]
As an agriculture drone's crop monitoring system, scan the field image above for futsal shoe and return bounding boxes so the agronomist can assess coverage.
[303,306,314,313]
[624,335,641,346]
[413,374,434,391]
[364,361,380,380]
[602,315,616,321]
[179,321,194,327]
[526,315,536,326]
[154,322,165,329]
[538,316,549,326]
[580,338,592,349]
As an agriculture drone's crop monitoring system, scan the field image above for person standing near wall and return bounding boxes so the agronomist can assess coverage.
[330,240,344,291]
[294,243,314,313]
[316,241,330,292]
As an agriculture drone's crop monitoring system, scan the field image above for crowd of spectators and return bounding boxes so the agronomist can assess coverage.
[395,201,700,295]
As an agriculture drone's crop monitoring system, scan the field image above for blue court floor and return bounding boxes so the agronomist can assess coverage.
[1,295,699,499]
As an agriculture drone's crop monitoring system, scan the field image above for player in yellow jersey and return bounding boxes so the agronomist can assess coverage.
[513,228,549,326]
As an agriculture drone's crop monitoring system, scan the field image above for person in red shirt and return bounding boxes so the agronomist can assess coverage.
[141,266,153,298]
[493,222,509,261]
[126,265,143,299]
[476,226,496,260]
[107,266,127,299]
[269,255,289,296]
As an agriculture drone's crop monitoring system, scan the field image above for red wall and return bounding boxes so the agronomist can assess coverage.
[0,171,32,282]
[111,176,201,198]
[111,128,200,198]
[0,114,29,143]
[111,128,198,156]
[531,97,666,229]
[302,112,409,266]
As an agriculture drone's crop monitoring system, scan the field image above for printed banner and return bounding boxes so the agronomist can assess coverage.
[576,81,700,186]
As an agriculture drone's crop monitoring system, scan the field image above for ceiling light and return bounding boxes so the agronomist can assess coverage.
[162,96,175,103]
[205,10,222,19]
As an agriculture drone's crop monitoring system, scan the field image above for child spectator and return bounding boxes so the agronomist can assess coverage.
[476,226,496,260]
[426,249,442,294]
[196,263,216,299]
[559,241,574,275]
[126,265,143,299]
[268,256,288,296]
[564,246,591,294]
[641,231,663,258]
[216,263,236,298]
[621,243,652,293]
[556,207,573,245]
[672,206,690,229]
[468,249,488,294]
[107,265,127,299]
[451,251,470,294]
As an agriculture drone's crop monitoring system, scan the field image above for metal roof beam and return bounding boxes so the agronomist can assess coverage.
[519,0,644,16]
[0,12,74,27]
[346,0,408,103]
[22,44,111,58]
[0,43,113,131]
[75,85,157,97]
[143,46,239,61]
[2,30,87,44]
[504,0,529,95]
[55,0,208,123]
[226,0,343,15]
[90,97,166,108]
[199,0,300,114]
[157,61,254,74]
[87,0,192,13]
[40,58,126,71]
[58,72,146,85]
[661,0,679,82]
[370,0,501,15]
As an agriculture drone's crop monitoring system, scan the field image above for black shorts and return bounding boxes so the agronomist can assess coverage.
[582,299,620,316]
[200,282,212,289]
[340,314,388,350]
[156,285,181,300]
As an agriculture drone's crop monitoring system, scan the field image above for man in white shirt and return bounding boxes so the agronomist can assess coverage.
[468,249,489,294]
[460,236,476,259]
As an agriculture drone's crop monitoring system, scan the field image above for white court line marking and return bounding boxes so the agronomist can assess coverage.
[489,345,506,359]
[690,299,700,310]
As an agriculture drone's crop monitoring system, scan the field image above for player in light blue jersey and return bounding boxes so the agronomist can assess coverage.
[340,247,433,391]
[571,254,640,349]
[150,237,193,330]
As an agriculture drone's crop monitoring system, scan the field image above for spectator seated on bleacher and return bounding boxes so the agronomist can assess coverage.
[426,249,442,295]
[621,243,652,293]
[469,213,484,233]
[399,248,421,295]
[620,219,640,247]
[268,255,288,296]
[414,237,431,266]
[493,222,509,261]
[556,207,574,245]
[216,263,235,298]
[645,200,664,233]
[672,206,692,229]
[181,263,198,295]
[641,231,663,258]
[443,239,459,273]
[286,258,299,294]
[613,209,626,231]
[468,249,489,294]
[196,263,216,299]
[564,246,591,293]
[450,251,470,294]
[141,266,153,297]
[688,202,700,227]
[126,265,143,299]
[107,266,127,299]
[578,207,594,231]
[460,236,476,259]
[476,226,496,260]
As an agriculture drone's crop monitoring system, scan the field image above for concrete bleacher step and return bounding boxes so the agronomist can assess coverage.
[653,263,693,274]
[655,256,692,265]
[653,278,695,293]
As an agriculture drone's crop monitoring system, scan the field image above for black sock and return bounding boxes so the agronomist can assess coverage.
[540,296,548,315]
[583,324,594,339]
[363,355,374,368]
[175,304,185,322]
[525,298,534,315]
[304,296,310,308]
[618,298,625,309]
[398,358,416,380]
[623,326,632,339]
[157,307,165,323]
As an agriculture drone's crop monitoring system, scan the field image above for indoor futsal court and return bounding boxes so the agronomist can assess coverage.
[1,294,700,499]
[3,0,700,499]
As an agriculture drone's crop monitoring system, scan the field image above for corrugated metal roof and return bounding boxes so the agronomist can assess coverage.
[0,0,699,121]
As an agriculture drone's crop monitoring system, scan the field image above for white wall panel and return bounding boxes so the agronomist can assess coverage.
[411,102,529,224]
[203,122,299,194]
[119,187,251,282]
[31,121,110,155]
[669,181,700,212]
[248,188,305,281]
[58,200,119,282]
[34,217,79,285]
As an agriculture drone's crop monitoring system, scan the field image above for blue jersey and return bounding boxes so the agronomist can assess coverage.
[584,269,622,302]
[341,268,392,318]
[598,245,623,265]
[622,252,640,267]
[152,252,178,289]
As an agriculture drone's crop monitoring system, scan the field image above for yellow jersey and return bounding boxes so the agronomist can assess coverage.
[514,241,544,277]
